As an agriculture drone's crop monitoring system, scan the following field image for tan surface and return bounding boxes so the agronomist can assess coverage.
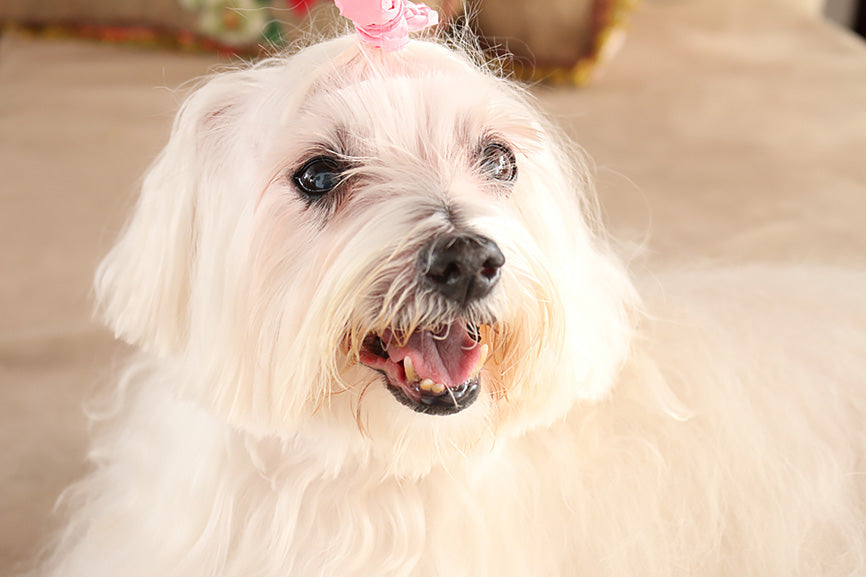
[551,1,866,265]
[476,0,596,63]
[0,0,196,28]
[1,1,865,573]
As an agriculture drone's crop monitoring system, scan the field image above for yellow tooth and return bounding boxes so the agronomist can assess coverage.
[419,378,435,391]
[472,344,489,377]
[404,357,420,383]
[432,382,446,395]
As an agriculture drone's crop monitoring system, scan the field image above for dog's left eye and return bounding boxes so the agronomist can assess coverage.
[479,142,517,183]
[292,156,346,197]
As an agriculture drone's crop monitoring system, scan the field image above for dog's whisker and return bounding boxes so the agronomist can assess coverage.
[353,380,374,438]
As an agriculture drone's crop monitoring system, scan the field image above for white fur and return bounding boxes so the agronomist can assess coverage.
[39,36,866,577]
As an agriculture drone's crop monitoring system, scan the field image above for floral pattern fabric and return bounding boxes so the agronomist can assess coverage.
[179,0,286,47]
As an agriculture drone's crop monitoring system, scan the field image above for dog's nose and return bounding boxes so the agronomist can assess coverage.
[422,234,505,305]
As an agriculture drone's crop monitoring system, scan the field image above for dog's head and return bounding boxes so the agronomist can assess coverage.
[96,37,635,476]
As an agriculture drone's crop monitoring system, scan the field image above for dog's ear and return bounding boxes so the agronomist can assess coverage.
[94,79,240,355]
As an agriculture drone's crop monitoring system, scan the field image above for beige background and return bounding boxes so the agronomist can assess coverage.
[0,0,196,27]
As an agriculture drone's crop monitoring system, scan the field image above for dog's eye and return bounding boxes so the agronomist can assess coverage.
[479,142,517,183]
[293,156,345,197]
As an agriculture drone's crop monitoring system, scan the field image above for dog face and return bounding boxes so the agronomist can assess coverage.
[96,38,635,475]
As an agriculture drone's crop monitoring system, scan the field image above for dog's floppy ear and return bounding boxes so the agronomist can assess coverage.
[94,79,239,356]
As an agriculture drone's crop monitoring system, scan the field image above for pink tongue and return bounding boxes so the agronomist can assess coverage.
[384,322,481,388]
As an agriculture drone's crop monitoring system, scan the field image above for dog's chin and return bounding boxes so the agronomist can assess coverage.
[357,318,490,416]
[384,375,481,415]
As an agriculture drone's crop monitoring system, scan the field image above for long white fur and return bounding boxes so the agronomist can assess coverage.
[38,35,866,577]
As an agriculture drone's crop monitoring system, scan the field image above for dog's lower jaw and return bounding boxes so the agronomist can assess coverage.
[384,373,481,415]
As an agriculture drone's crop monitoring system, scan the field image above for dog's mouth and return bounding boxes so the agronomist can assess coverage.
[358,319,488,415]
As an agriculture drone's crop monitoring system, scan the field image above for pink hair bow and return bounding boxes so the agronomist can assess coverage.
[334,0,439,51]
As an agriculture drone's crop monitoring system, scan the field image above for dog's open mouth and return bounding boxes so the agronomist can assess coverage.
[358,320,488,415]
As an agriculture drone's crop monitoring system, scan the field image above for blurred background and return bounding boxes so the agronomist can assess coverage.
[827,0,863,29]
[0,1,865,75]
[1,0,865,575]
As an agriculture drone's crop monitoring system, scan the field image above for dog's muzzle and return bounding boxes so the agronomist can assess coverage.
[357,234,502,416]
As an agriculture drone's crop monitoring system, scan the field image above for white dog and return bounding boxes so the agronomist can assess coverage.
[40,10,866,577]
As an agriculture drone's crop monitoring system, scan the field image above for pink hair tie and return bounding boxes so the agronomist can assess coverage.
[334,0,439,52]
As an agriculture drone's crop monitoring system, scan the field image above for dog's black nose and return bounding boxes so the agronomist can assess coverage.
[422,234,504,305]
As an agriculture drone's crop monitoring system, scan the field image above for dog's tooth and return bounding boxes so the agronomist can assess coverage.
[404,357,420,383]
[419,378,435,391]
[431,382,446,395]
[471,344,489,377]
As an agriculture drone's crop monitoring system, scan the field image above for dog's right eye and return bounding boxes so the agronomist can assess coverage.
[478,142,517,184]
[292,156,345,197]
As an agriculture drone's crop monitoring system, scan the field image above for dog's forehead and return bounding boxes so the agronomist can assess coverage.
[294,69,537,156]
